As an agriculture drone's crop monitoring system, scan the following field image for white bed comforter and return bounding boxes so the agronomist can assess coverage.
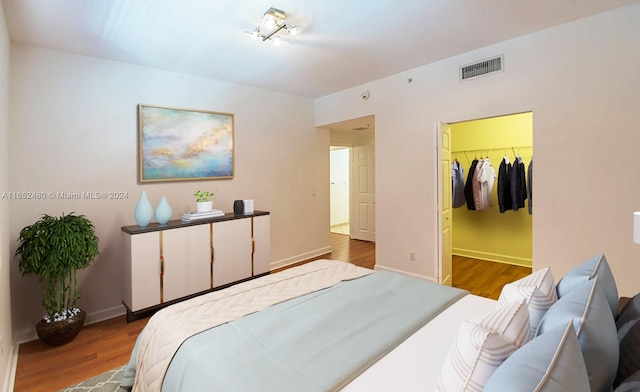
[343,294,496,391]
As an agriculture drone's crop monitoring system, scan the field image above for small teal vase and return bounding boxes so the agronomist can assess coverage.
[155,196,173,225]
[134,191,154,227]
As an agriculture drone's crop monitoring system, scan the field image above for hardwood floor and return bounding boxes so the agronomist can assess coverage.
[12,235,528,391]
[271,233,375,273]
[13,315,147,392]
[452,255,532,300]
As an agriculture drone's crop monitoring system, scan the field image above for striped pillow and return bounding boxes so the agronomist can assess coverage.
[436,299,530,392]
[498,267,557,338]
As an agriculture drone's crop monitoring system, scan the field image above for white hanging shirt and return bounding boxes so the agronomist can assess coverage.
[476,158,496,210]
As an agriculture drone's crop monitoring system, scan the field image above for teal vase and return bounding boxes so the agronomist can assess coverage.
[155,196,173,225]
[134,191,154,227]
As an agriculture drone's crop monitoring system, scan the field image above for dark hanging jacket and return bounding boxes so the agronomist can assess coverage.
[498,157,512,213]
[464,159,479,210]
[510,157,527,211]
[527,158,533,214]
[452,160,466,208]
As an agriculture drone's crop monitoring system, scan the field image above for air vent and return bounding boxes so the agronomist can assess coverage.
[460,55,503,81]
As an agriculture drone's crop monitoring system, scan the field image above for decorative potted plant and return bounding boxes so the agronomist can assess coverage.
[14,213,99,346]
[194,190,216,212]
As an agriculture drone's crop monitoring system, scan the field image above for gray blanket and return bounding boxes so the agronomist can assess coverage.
[160,271,467,391]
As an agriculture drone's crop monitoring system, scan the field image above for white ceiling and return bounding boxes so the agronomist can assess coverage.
[3,0,639,98]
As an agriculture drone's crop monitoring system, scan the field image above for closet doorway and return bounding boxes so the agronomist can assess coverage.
[437,112,533,287]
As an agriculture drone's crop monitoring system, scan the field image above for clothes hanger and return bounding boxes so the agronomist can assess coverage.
[512,147,520,161]
[502,150,510,164]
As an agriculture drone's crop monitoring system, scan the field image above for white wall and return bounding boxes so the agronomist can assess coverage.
[0,3,13,390]
[316,4,640,296]
[8,45,330,339]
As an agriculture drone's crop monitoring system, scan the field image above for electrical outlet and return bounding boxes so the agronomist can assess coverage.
[409,251,416,262]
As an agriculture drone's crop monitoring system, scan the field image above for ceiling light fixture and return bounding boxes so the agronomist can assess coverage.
[247,7,305,45]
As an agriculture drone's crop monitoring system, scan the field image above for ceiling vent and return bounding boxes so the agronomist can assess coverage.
[460,55,504,81]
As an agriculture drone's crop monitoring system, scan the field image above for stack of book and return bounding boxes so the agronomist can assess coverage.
[180,210,225,222]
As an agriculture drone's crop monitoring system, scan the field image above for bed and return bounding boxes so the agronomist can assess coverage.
[121,256,640,392]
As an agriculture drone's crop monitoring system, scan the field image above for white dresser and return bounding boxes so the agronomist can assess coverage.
[121,211,270,321]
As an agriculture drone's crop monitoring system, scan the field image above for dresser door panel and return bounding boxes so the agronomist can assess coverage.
[252,215,271,275]
[162,229,189,302]
[129,232,161,311]
[187,224,213,293]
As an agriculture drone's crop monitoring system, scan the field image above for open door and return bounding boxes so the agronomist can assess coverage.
[438,122,453,286]
[351,144,375,241]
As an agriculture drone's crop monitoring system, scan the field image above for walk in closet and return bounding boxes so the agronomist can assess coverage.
[450,112,533,267]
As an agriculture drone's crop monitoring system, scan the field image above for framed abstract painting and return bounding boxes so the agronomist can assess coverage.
[138,104,234,182]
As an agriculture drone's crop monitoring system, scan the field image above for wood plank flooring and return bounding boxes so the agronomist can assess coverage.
[13,315,147,392]
[12,235,528,391]
[452,255,531,300]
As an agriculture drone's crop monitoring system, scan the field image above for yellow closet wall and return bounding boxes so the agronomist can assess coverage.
[451,112,533,267]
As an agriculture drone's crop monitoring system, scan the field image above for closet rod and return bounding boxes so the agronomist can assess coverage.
[453,145,532,155]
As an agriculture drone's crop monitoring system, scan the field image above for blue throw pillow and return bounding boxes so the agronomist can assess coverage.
[484,322,589,391]
[538,277,618,392]
[556,253,619,318]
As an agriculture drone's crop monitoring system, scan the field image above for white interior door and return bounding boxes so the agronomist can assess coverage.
[352,145,375,242]
[438,122,453,286]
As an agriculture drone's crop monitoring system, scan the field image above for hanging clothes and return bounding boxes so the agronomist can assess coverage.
[472,159,485,210]
[476,158,496,210]
[498,156,512,213]
[510,156,527,211]
[452,160,465,208]
[527,157,533,215]
[464,159,479,210]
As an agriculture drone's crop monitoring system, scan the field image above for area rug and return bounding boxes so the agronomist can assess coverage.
[58,365,126,392]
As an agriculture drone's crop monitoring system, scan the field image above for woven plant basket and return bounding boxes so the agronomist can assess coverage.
[36,310,86,346]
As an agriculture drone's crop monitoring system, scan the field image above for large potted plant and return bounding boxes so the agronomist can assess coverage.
[14,213,99,346]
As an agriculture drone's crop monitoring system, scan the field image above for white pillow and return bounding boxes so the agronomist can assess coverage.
[498,267,557,338]
[436,299,530,391]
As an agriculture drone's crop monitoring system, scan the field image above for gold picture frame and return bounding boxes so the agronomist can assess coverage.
[138,104,234,183]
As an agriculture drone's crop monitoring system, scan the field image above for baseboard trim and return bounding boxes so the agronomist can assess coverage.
[85,305,126,326]
[3,342,17,392]
[13,305,126,346]
[452,248,532,268]
[374,264,436,283]
[14,326,35,346]
[270,246,333,270]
